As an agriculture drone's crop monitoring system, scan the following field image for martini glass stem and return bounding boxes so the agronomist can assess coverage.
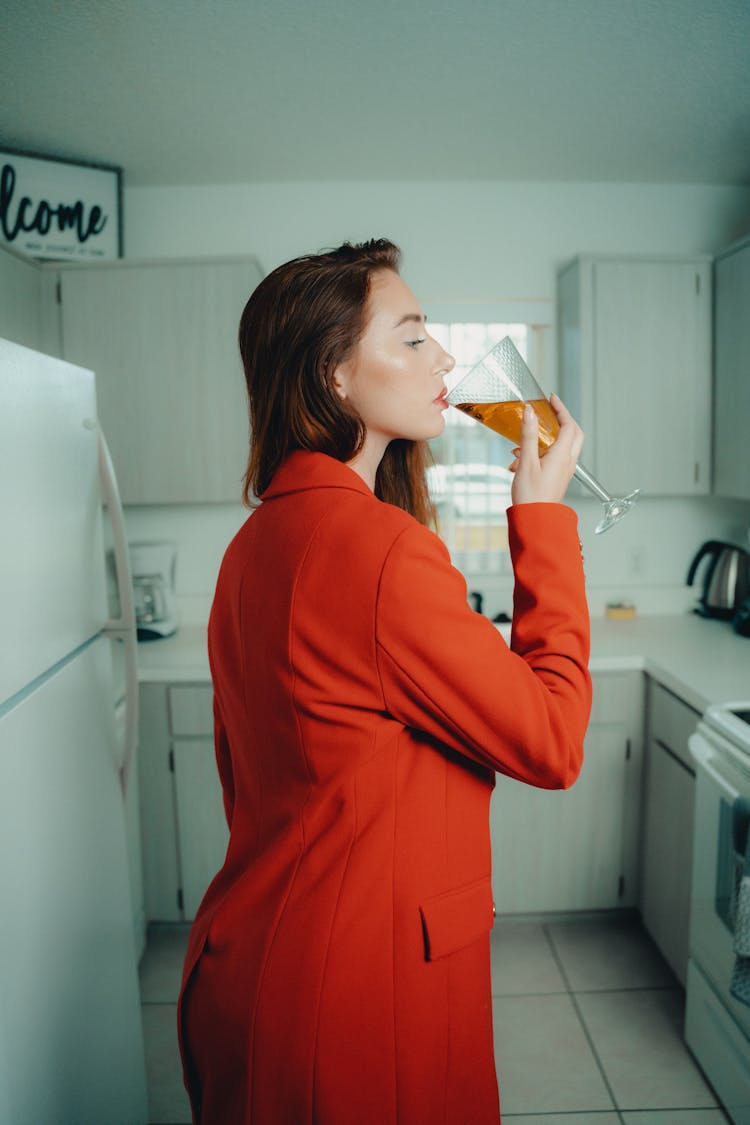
[573,462,612,503]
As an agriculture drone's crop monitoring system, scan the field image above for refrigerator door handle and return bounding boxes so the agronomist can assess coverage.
[97,426,139,798]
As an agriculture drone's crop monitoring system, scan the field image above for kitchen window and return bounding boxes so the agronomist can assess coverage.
[427,322,549,575]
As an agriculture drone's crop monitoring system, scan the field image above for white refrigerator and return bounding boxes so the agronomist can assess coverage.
[0,339,148,1123]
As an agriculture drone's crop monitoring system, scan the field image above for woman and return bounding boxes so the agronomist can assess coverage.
[178,238,591,1124]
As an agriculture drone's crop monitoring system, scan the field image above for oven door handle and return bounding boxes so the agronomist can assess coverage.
[690,735,741,802]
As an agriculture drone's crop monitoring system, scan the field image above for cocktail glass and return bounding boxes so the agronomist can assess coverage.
[446,336,639,534]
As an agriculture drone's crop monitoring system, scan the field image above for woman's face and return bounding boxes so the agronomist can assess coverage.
[333,270,455,454]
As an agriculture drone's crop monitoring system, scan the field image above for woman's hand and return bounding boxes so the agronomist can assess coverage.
[509,393,584,506]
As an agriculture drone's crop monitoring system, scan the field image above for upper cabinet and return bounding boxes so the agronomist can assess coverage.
[713,236,750,501]
[0,244,59,355]
[558,256,711,497]
[0,245,42,350]
[55,257,263,504]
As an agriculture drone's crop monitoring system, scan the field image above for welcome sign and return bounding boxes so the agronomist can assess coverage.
[0,149,122,261]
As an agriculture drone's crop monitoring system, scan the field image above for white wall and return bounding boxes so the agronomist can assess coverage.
[121,179,750,622]
[124,180,750,295]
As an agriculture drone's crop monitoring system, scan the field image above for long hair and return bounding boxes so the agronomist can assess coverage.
[238,238,436,527]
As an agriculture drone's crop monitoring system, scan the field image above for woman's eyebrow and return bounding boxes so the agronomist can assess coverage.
[394,313,426,328]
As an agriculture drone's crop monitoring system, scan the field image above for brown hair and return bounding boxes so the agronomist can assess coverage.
[238,238,436,527]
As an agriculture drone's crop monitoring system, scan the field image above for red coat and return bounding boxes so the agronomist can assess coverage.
[178,450,591,1125]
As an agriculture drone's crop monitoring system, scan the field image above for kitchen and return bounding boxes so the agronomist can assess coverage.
[2,1,750,1122]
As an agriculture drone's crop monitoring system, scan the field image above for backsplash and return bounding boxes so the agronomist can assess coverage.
[122,493,750,626]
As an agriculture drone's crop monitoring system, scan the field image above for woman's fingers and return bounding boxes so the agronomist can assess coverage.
[549,393,584,462]
[510,406,541,504]
[511,394,584,505]
[520,403,540,457]
[549,391,572,421]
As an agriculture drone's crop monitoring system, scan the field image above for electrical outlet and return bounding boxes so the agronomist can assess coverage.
[629,549,645,578]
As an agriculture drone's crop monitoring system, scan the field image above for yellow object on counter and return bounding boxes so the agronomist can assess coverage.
[605,602,637,620]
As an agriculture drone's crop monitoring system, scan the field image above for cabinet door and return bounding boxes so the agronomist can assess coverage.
[138,684,182,921]
[492,725,629,912]
[592,261,710,495]
[0,244,43,351]
[490,673,642,913]
[640,680,698,985]
[640,739,694,985]
[173,739,229,919]
[714,242,750,499]
[58,258,263,503]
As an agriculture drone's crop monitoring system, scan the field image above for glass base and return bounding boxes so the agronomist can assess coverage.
[594,489,641,535]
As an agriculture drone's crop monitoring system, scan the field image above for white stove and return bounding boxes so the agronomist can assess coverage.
[687,702,750,1124]
[702,704,750,756]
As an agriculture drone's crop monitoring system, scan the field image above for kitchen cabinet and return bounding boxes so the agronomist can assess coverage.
[139,683,180,921]
[138,681,228,921]
[713,235,750,500]
[490,671,644,913]
[0,243,43,349]
[639,678,699,986]
[557,256,711,496]
[136,617,750,929]
[0,242,59,354]
[171,685,229,918]
[55,256,263,504]
[143,671,643,920]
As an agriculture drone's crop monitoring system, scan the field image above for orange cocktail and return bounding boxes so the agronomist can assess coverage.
[455,397,559,456]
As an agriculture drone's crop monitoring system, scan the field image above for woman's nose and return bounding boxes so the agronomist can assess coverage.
[438,347,455,374]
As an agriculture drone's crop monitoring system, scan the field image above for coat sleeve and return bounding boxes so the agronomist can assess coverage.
[374,502,592,789]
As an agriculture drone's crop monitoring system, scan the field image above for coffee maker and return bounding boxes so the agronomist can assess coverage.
[129,541,178,640]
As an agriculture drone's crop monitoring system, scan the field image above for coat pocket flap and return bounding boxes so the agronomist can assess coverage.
[419,876,494,961]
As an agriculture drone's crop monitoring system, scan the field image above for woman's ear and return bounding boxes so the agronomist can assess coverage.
[330,362,349,401]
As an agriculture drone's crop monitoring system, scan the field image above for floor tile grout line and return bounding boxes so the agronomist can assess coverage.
[492,983,680,999]
[145,925,724,1123]
[542,924,626,1124]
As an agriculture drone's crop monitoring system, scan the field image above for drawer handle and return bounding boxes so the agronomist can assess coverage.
[654,738,695,777]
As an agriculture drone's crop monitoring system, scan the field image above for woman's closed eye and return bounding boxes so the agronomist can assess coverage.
[405,338,426,349]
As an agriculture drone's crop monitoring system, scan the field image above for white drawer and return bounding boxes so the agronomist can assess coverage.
[649,681,699,772]
[168,685,214,737]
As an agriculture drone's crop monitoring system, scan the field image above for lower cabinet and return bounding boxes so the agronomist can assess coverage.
[139,670,650,923]
[490,671,644,913]
[139,682,227,922]
[639,678,698,986]
[172,738,229,918]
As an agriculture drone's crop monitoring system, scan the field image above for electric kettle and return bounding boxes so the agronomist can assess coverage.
[686,539,750,620]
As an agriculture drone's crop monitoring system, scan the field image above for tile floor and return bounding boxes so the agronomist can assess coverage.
[139,912,729,1124]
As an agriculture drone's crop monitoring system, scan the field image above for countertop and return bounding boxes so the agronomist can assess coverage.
[137,613,750,714]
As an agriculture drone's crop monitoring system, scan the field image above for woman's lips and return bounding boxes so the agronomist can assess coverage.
[434,388,449,407]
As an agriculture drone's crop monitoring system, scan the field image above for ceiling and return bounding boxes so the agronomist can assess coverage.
[3,0,750,188]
